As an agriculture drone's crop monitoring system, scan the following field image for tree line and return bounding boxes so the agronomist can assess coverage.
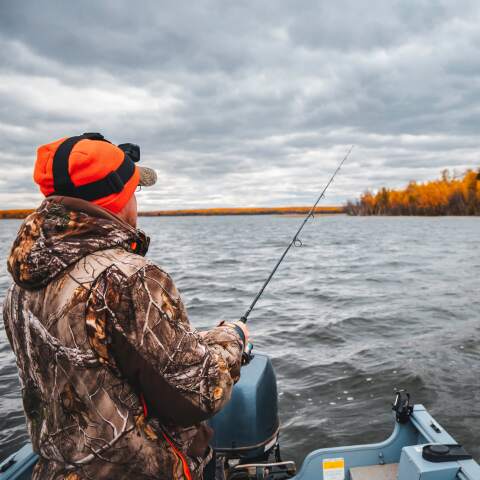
[345,169,480,216]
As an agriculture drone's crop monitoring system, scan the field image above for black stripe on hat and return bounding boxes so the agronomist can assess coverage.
[51,132,136,201]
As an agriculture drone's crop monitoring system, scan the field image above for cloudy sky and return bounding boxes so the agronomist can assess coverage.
[1,0,479,209]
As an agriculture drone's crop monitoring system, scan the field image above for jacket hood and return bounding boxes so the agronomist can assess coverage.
[8,196,150,290]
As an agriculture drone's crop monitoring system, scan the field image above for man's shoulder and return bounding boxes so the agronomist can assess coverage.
[69,247,154,284]
[76,248,178,298]
[101,247,156,278]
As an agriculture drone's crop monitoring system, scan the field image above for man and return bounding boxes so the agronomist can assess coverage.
[3,133,249,479]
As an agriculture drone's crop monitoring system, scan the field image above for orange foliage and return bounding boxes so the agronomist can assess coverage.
[346,169,480,216]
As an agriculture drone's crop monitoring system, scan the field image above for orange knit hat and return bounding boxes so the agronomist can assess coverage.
[34,133,157,214]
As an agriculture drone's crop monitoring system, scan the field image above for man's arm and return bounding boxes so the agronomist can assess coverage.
[88,263,244,427]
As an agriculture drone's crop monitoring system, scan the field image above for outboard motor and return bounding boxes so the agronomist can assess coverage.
[209,354,296,479]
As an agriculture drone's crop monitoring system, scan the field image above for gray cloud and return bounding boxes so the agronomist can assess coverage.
[0,0,479,209]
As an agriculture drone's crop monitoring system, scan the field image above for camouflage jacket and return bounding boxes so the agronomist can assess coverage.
[3,197,243,479]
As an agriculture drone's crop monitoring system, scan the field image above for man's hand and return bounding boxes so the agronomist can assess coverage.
[231,321,249,347]
[219,321,250,350]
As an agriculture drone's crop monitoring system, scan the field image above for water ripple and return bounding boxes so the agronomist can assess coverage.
[0,215,479,463]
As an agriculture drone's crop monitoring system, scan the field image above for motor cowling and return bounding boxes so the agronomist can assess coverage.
[209,353,280,462]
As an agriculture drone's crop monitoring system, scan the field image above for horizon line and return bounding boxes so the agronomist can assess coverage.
[0,205,344,219]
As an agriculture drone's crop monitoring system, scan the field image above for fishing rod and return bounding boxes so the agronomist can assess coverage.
[240,145,354,327]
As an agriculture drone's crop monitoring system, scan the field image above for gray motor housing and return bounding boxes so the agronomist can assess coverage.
[209,353,279,461]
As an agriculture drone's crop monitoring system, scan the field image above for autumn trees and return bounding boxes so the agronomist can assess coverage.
[346,169,480,216]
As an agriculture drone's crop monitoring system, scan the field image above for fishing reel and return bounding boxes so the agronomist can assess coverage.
[238,316,254,365]
[242,342,254,365]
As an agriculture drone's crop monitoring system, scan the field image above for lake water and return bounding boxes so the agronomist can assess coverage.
[0,215,479,465]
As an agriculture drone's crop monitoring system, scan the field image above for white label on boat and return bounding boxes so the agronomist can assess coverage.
[323,458,345,480]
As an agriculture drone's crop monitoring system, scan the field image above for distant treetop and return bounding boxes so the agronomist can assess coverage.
[346,169,480,216]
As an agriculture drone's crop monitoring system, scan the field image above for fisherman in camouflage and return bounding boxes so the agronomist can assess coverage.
[3,133,248,479]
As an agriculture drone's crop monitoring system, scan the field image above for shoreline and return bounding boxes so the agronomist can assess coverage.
[0,206,344,219]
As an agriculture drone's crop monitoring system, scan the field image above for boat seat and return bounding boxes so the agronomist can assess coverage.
[350,463,398,480]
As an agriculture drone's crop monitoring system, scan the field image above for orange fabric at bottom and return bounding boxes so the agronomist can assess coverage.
[162,432,193,480]
[140,394,192,480]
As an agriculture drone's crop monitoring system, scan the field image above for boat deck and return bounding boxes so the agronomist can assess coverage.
[350,463,398,480]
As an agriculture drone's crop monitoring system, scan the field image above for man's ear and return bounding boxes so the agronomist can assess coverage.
[117,194,138,228]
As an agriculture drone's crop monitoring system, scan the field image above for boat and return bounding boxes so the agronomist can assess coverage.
[1,353,479,479]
